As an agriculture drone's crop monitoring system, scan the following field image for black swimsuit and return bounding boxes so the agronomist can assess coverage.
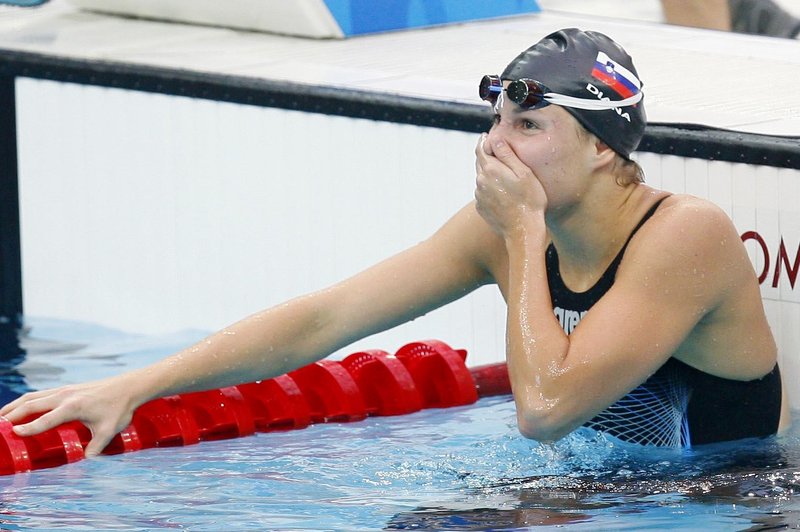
[547,198,782,448]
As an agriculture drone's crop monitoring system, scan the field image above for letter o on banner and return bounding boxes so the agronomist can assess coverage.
[741,231,769,284]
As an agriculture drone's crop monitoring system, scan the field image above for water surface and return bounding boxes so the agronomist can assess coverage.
[0,318,797,530]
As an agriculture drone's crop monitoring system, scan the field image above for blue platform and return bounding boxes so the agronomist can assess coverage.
[323,0,541,36]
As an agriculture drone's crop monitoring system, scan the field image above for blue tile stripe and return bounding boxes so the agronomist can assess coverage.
[323,0,540,36]
[0,1,50,6]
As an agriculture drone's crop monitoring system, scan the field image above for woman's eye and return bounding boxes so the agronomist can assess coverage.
[522,120,537,130]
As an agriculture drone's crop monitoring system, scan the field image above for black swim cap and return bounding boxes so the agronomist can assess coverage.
[501,28,646,158]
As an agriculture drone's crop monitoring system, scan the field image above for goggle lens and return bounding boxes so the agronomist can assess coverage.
[507,79,546,109]
[478,74,503,104]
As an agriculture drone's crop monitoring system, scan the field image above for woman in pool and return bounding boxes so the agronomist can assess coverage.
[1,28,790,452]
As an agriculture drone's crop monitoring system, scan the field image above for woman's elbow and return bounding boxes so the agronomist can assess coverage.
[515,406,575,442]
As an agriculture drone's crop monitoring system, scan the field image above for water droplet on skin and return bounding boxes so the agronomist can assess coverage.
[547,360,566,377]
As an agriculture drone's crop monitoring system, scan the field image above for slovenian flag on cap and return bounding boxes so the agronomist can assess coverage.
[591,51,641,99]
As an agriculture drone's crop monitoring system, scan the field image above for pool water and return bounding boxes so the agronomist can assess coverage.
[1,318,799,530]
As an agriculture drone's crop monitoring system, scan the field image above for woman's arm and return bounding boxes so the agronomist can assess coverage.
[0,203,496,456]
[505,197,763,441]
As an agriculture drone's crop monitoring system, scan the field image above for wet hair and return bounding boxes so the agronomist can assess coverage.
[574,118,645,185]
[613,156,646,186]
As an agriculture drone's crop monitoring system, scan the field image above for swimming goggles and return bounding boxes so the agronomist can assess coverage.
[479,75,643,111]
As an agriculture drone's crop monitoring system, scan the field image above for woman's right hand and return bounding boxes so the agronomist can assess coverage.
[0,373,139,457]
[474,134,547,238]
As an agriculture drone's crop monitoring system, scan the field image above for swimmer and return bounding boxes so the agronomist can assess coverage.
[0,28,790,453]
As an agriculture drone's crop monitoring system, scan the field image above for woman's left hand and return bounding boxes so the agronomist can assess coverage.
[474,134,547,236]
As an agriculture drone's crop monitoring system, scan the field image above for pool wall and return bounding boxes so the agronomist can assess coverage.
[1,53,798,408]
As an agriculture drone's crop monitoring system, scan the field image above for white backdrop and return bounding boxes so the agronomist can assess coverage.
[15,78,800,406]
[16,78,507,366]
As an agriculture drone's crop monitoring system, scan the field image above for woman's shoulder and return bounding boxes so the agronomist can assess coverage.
[659,193,728,216]
[644,193,738,241]
[623,192,746,279]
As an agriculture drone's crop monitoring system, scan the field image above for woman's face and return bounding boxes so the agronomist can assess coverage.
[485,95,596,210]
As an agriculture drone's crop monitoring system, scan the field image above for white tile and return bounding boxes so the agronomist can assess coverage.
[683,158,708,200]
[755,165,780,211]
[659,155,686,194]
[707,161,733,217]
[779,168,800,214]
[731,162,757,209]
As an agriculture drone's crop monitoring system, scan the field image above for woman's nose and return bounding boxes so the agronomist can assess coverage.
[486,123,507,146]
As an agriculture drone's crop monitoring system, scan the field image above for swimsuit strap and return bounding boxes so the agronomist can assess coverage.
[606,195,671,274]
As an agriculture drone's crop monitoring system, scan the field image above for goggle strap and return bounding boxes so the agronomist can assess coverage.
[543,91,643,110]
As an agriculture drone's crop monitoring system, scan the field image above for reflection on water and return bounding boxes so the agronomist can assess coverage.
[0,318,798,531]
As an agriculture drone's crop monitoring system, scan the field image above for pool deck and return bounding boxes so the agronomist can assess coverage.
[1,0,799,137]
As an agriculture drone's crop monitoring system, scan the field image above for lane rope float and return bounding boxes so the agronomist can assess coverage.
[0,340,511,475]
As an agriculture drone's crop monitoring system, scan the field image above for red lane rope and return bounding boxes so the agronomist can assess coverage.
[0,340,511,475]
